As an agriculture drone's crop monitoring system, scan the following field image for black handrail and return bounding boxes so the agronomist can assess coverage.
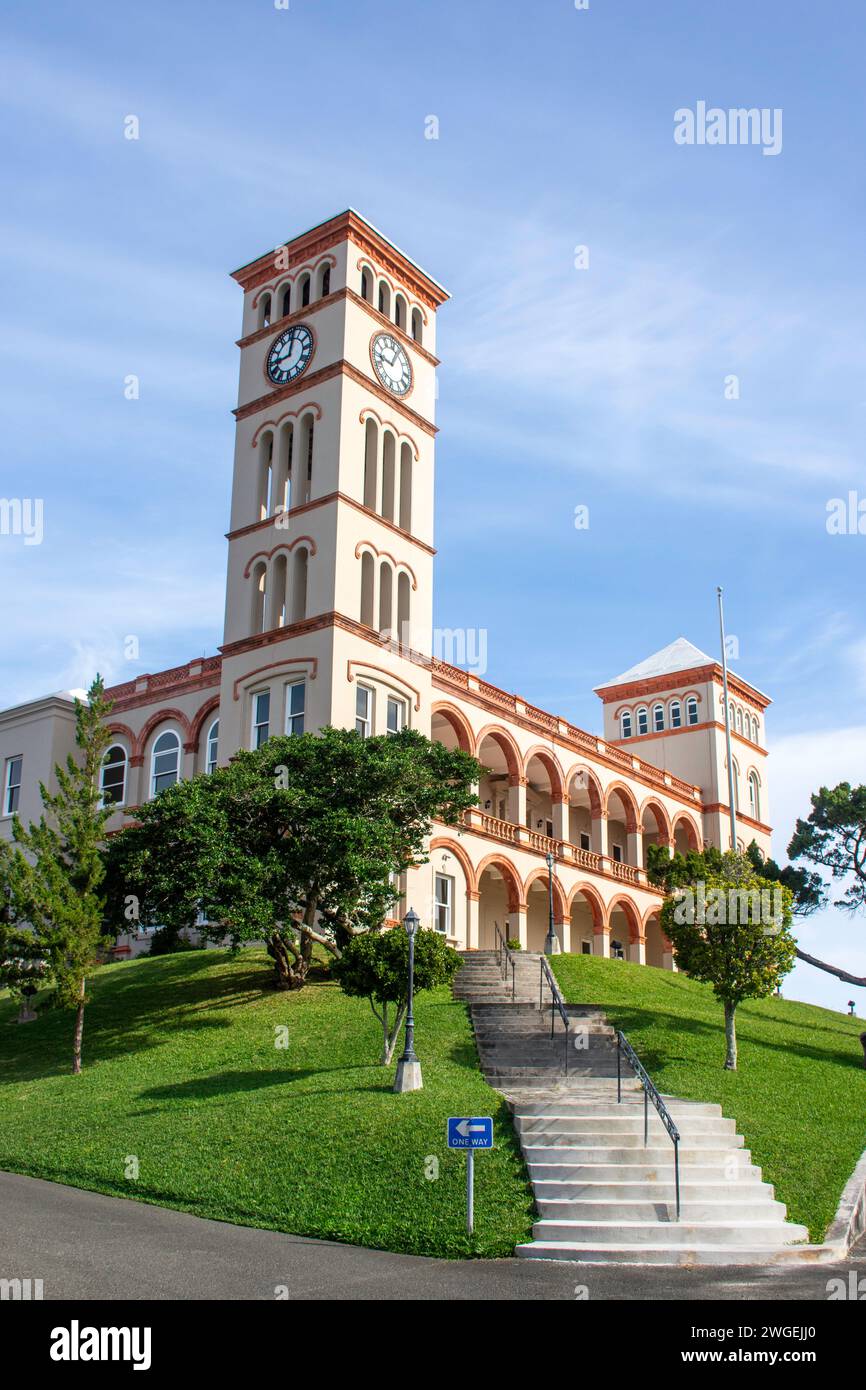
[539,955,570,1076]
[615,1029,681,1220]
[493,922,515,998]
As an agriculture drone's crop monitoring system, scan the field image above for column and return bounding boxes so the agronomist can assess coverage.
[627,828,643,868]
[466,891,480,951]
[553,798,570,843]
[513,903,528,950]
[558,914,571,953]
[593,924,610,958]
[508,776,527,827]
[592,810,608,856]
[630,934,647,966]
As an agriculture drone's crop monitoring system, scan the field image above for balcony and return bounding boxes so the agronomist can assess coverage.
[457,809,656,892]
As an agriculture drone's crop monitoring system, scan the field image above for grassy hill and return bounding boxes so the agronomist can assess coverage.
[0,949,533,1258]
[552,954,866,1241]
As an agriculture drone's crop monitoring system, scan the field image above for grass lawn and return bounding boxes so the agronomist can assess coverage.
[0,949,534,1258]
[552,953,866,1242]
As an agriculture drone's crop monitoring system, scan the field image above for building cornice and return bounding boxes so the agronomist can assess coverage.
[225,493,436,556]
[236,286,440,368]
[233,358,437,437]
[595,663,772,712]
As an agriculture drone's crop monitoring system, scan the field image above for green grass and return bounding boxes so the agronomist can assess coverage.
[552,953,866,1242]
[0,949,534,1258]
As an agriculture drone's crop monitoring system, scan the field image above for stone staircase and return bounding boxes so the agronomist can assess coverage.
[455,950,825,1266]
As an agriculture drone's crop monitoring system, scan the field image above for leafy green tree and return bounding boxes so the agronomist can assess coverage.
[3,678,115,1072]
[104,726,479,991]
[652,847,796,1070]
[332,927,462,1063]
[786,783,866,987]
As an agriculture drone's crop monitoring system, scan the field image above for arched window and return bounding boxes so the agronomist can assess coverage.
[300,273,311,307]
[652,703,665,732]
[394,294,407,330]
[258,430,274,520]
[274,422,292,514]
[361,268,372,302]
[735,706,743,734]
[280,285,291,318]
[731,759,740,811]
[258,293,272,330]
[269,553,288,629]
[752,715,759,743]
[151,731,180,797]
[381,432,396,522]
[397,571,411,644]
[378,281,391,317]
[411,308,423,344]
[100,745,127,807]
[318,264,331,298]
[686,696,699,726]
[251,560,267,635]
[748,772,760,820]
[206,720,219,775]
[636,706,648,736]
[399,442,412,530]
[669,699,682,729]
[379,561,393,637]
[620,710,633,739]
[363,417,378,510]
[360,551,375,626]
[290,547,308,624]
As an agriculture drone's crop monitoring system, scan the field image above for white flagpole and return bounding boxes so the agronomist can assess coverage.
[717,587,738,851]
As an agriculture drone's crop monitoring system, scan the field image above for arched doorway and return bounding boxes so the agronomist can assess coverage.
[477,857,522,950]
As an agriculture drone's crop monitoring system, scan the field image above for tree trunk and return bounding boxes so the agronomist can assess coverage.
[723,1000,737,1071]
[795,947,866,988]
[72,979,86,1075]
[383,1003,407,1066]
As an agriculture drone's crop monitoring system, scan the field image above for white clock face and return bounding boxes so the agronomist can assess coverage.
[267,325,313,385]
[371,332,412,397]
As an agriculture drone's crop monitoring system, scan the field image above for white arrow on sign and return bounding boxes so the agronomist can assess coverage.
[456,1119,488,1138]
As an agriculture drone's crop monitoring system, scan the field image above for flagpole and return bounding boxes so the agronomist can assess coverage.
[716,587,738,851]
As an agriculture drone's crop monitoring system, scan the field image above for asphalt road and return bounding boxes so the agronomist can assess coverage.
[1,1171,863,1301]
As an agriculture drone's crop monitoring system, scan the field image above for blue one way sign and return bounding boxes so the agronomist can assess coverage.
[447,1117,494,1149]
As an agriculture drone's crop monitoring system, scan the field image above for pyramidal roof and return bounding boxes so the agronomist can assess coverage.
[595,638,716,691]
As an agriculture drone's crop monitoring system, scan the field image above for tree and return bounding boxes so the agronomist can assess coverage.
[651,847,796,1070]
[104,726,479,991]
[4,678,115,1072]
[786,783,866,988]
[332,927,462,1063]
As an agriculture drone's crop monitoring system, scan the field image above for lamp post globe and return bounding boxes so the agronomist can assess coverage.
[393,907,423,1093]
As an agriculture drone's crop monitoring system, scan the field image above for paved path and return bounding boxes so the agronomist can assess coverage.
[1,1171,862,1301]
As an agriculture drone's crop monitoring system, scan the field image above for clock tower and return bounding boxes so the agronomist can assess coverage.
[215,210,449,755]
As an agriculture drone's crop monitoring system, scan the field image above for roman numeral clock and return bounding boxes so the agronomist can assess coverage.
[266,324,314,385]
[370,331,412,397]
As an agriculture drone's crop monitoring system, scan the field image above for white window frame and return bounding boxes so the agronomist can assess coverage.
[434,873,453,937]
[620,711,632,739]
[4,755,22,816]
[252,690,270,749]
[670,699,682,729]
[636,706,648,736]
[285,680,305,736]
[386,695,407,735]
[355,684,373,738]
[150,731,181,798]
[749,773,760,820]
[686,697,699,726]
[652,703,665,732]
[100,744,128,808]
[206,719,219,775]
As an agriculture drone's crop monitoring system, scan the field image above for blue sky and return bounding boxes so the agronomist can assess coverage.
[1,0,865,1007]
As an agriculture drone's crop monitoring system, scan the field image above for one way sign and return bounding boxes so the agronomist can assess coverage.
[447,1116,494,1149]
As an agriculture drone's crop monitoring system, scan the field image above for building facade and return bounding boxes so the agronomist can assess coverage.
[0,211,772,965]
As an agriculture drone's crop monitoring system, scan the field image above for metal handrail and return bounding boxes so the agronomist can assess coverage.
[493,922,516,997]
[539,955,570,1076]
[615,1029,681,1220]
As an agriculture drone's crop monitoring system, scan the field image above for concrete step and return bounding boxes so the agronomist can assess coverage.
[514,1115,737,1137]
[535,1196,787,1222]
[520,1130,743,1150]
[521,1143,749,1163]
[526,1160,764,1182]
[513,1242,827,1267]
[513,1098,723,1117]
[531,1178,775,1201]
[529,1219,810,1248]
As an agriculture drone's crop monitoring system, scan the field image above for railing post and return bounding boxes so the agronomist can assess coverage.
[644,1087,648,1145]
[539,960,543,1012]
[674,1138,681,1221]
[616,1036,621,1104]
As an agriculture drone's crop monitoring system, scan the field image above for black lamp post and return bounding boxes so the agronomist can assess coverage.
[544,851,561,956]
[393,907,423,1092]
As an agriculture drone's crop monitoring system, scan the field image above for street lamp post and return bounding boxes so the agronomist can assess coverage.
[393,907,423,1093]
[544,851,561,956]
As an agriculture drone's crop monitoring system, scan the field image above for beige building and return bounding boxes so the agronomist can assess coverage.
[0,211,772,966]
